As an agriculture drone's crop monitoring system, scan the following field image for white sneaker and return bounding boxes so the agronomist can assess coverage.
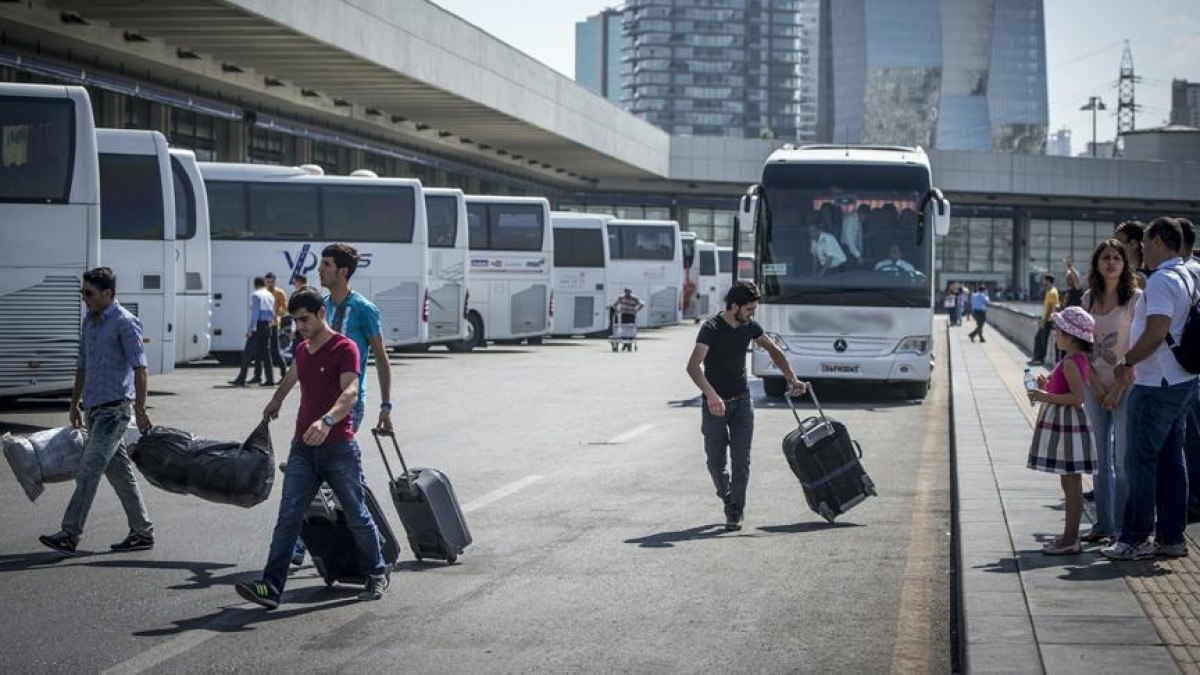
[1100,541,1156,561]
[1156,542,1189,558]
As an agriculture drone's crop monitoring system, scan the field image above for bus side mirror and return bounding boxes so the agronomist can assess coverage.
[738,186,761,234]
[934,198,951,237]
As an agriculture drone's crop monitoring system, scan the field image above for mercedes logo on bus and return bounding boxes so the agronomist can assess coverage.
[833,338,848,353]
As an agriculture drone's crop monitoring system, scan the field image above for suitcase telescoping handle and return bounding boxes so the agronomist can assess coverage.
[371,428,416,492]
[783,381,829,427]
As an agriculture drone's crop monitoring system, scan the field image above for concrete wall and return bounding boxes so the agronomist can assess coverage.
[983,304,1040,356]
[1123,130,1200,164]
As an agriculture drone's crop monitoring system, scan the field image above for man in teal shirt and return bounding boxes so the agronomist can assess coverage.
[290,242,393,565]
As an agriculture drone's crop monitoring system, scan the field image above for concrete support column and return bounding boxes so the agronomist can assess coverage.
[222,120,247,163]
[1014,212,1030,299]
[349,149,365,171]
[294,138,312,165]
[150,103,171,136]
[98,90,122,129]
[434,168,449,188]
[466,175,482,193]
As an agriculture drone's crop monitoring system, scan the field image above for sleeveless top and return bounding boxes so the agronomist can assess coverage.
[1047,353,1090,395]
[1086,289,1140,390]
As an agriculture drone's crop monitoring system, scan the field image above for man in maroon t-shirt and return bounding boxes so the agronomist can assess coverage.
[234,288,388,609]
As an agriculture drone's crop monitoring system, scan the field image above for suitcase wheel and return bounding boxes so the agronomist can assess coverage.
[817,502,836,523]
[861,475,878,497]
[446,555,457,564]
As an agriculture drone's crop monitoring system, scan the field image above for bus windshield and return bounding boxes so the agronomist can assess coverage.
[682,237,696,268]
[758,162,932,307]
[0,98,74,203]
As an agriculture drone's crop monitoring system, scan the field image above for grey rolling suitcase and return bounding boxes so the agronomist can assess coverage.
[782,385,877,522]
[372,429,472,564]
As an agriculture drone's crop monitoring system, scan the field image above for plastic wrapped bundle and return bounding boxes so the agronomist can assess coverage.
[131,422,274,507]
[2,427,88,502]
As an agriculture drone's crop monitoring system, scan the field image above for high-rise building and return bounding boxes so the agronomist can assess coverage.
[828,0,1048,152]
[618,0,820,140]
[575,8,624,105]
[1047,127,1071,157]
[1170,79,1200,128]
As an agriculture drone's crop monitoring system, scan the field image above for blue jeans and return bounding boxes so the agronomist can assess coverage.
[1083,387,1129,537]
[1119,379,1198,547]
[62,402,153,539]
[291,405,365,560]
[1186,388,1200,515]
[264,438,384,595]
[1032,321,1052,361]
[702,398,754,519]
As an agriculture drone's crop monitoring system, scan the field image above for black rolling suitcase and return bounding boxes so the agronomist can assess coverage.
[782,385,877,522]
[372,429,471,564]
[301,484,402,587]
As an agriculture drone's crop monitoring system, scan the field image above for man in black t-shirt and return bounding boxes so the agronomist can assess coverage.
[686,280,807,531]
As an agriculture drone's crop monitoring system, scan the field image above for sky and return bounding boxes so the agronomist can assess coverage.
[430,0,1200,155]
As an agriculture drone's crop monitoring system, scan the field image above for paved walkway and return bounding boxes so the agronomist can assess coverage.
[950,319,1200,674]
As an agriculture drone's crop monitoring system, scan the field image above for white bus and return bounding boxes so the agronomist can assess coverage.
[680,231,700,322]
[200,163,430,359]
[168,149,213,364]
[96,129,177,376]
[738,144,950,399]
[605,219,683,328]
[461,195,553,347]
[715,245,734,311]
[550,211,610,336]
[0,84,99,397]
[422,187,469,348]
[737,252,754,280]
[693,240,719,318]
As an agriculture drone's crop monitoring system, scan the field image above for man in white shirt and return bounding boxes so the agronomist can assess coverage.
[1104,217,1199,560]
[840,204,867,266]
[808,223,847,276]
[874,245,917,274]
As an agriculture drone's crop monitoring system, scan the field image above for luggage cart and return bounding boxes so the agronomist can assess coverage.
[609,311,638,352]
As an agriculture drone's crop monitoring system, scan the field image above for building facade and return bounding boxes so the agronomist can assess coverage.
[575,8,623,105]
[829,0,1047,152]
[1170,79,1200,128]
[618,0,819,140]
[1046,127,1071,157]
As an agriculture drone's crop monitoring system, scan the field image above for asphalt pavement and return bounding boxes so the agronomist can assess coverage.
[0,322,952,674]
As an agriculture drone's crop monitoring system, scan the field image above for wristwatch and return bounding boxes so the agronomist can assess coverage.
[380,401,393,411]
[321,414,336,427]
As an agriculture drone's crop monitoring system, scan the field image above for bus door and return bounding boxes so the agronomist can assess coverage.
[169,150,211,363]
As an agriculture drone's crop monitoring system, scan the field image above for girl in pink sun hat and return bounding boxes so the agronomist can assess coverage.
[1026,305,1097,555]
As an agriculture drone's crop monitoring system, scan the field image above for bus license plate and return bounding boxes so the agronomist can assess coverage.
[820,363,860,375]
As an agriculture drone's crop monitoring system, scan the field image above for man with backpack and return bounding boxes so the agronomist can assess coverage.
[1104,217,1199,560]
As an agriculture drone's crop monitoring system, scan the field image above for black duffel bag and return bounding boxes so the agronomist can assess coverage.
[129,426,194,496]
[131,422,274,508]
[186,422,274,508]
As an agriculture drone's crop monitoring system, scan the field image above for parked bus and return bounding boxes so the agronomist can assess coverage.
[0,84,99,397]
[200,163,429,360]
[460,195,553,347]
[680,231,699,322]
[96,129,177,376]
[737,253,754,280]
[605,219,683,328]
[422,187,470,348]
[693,240,719,318]
[738,144,950,399]
[168,149,213,364]
[550,211,610,336]
[715,245,734,311]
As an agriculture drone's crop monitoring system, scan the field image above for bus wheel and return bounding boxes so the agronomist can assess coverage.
[526,336,543,345]
[903,382,930,400]
[447,313,483,352]
[762,377,787,398]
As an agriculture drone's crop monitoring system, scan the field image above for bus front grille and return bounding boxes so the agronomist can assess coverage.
[373,282,420,343]
[0,276,80,390]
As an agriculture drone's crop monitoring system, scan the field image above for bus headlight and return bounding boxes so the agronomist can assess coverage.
[894,336,931,355]
[758,331,794,352]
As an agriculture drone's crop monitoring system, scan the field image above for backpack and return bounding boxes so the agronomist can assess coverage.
[1166,265,1200,373]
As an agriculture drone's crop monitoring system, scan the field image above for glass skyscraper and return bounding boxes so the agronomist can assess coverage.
[575,9,624,105]
[618,0,820,140]
[829,0,1047,152]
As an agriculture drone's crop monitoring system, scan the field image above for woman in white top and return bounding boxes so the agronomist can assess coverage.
[1080,238,1141,543]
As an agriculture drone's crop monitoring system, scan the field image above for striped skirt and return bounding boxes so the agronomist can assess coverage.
[1027,403,1095,475]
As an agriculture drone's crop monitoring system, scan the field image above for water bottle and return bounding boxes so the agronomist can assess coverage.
[1023,367,1038,407]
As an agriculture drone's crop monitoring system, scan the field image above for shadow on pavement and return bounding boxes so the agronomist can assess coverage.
[624,524,727,548]
[133,591,362,637]
[757,521,863,534]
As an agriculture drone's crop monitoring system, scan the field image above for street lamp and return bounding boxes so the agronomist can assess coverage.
[1080,96,1107,157]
